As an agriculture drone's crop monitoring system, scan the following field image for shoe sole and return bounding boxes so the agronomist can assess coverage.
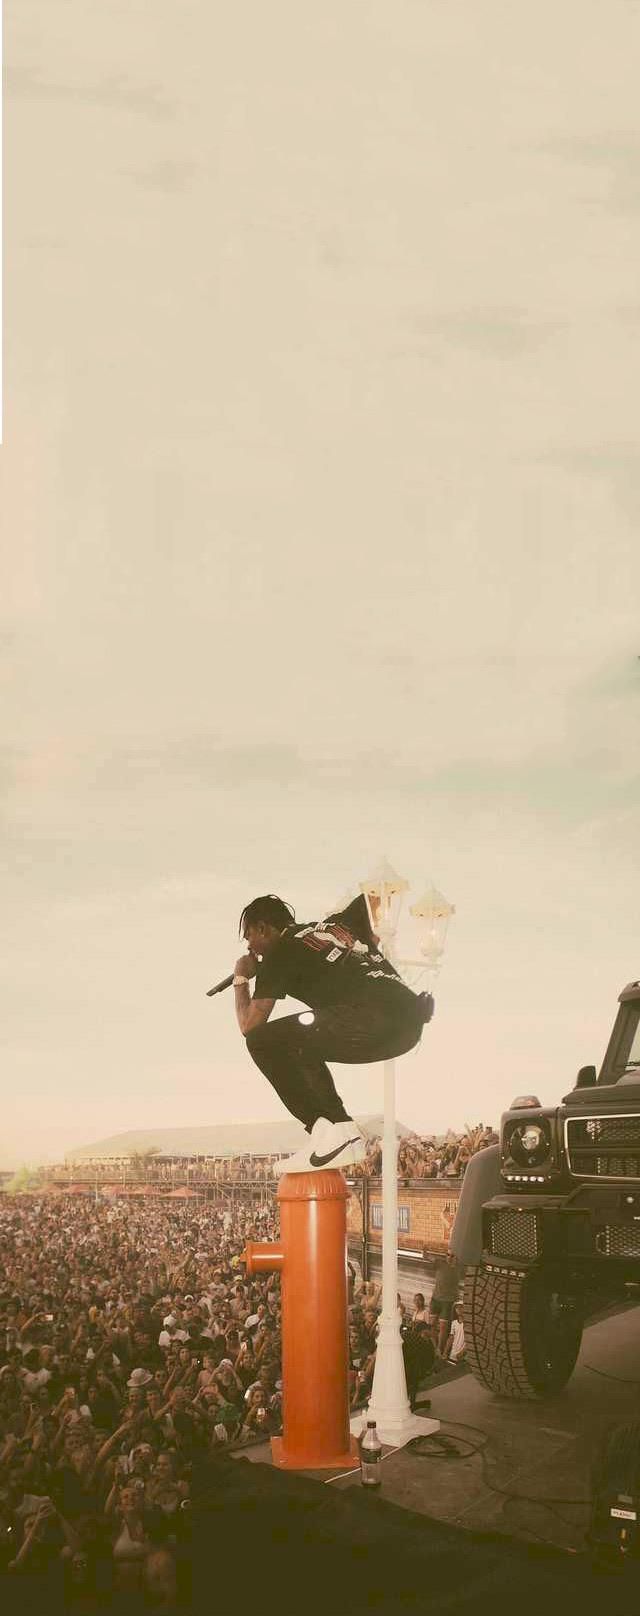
[307,1143,366,1172]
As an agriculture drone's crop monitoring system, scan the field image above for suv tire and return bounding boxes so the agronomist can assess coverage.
[463,1265,583,1398]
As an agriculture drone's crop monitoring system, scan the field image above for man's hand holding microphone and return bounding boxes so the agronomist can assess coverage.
[232,952,258,986]
[206,951,258,998]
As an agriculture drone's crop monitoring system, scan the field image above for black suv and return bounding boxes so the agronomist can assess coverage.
[453,981,640,1398]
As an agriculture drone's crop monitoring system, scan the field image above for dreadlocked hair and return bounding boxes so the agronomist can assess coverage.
[239,895,295,936]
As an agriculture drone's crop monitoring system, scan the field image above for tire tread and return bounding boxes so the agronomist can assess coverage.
[462,1265,582,1399]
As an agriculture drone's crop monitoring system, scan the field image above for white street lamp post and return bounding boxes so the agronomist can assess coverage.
[350,858,455,1448]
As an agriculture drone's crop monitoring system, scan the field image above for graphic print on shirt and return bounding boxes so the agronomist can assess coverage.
[298,922,358,957]
[253,917,406,1008]
[296,921,395,982]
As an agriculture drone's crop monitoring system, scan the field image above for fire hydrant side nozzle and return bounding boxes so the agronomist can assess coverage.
[241,1242,284,1275]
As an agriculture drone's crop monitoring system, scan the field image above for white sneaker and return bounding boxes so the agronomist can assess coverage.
[274,1119,366,1177]
[272,1127,314,1176]
[309,1119,366,1172]
[273,1145,308,1178]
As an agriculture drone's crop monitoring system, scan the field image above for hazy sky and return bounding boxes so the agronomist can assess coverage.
[2,2,639,1167]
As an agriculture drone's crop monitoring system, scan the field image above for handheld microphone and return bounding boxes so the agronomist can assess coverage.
[206,973,234,998]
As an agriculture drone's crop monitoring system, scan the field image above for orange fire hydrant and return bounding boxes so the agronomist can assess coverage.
[242,1169,360,1471]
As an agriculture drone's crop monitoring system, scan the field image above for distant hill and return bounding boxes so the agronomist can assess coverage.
[66,1116,413,1162]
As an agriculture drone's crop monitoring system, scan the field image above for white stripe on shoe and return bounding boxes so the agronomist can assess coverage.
[273,1118,368,1177]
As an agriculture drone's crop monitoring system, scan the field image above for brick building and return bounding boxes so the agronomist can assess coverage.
[347,1178,461,1261]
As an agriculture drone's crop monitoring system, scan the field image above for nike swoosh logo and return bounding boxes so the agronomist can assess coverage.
[309,1137,361,1167]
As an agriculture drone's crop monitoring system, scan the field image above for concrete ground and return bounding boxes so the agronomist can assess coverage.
[235,1301,640,1553]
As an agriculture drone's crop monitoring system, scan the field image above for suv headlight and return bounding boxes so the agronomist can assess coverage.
[503,1116,552,1170]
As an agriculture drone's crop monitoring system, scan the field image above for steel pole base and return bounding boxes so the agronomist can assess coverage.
[355,1322,440,1448]
[271,1435,361,1472]
[351,1408,440,1449]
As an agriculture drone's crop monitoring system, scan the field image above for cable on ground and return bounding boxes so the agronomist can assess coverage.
[406,1418,591,1549]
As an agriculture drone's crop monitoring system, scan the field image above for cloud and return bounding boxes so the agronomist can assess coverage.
[122,161,197,194]
[539,134,640,214]
[5,66,175,122]
[538,443,640,523]
[92,736,306,789]
[614,304,640,328]
[401,306,561,360]
[5,645,637,809]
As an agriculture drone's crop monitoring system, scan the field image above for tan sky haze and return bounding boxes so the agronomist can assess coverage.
[2,1,639,1166]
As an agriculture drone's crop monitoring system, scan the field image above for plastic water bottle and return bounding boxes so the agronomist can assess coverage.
[359,1419,382,1488]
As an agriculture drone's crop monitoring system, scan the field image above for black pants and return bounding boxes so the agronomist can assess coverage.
[403,1330,435,1408]
[245,990,425,1132]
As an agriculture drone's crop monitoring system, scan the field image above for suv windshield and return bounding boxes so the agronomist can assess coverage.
[602,999,640,1084]
[625,1015,640,1071]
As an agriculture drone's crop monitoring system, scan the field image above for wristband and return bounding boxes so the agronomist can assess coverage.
[233,976,251,987]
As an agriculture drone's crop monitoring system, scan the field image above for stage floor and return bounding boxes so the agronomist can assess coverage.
[237,1299,640,1554]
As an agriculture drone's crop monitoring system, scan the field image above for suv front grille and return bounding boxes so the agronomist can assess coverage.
[566,1114,640,1180]
[489,1210,539,1261]
[572,1153,640,1179]
[569,1117,640,1148]
[595,1225,640,1259]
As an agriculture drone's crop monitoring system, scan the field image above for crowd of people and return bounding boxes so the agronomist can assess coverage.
[49,1122,498,1196]
[0,1194,285,1607]
[349,1255,465,1414]
[195,1126,496,1184]
[0,1174,473,1608]
[353,1122,498,1181]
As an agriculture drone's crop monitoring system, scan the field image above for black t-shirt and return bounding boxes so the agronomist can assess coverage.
[253,920,411,1012]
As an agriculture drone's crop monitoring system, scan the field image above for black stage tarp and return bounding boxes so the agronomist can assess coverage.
[190,1452,637,1616]
[2,1450,638,1614]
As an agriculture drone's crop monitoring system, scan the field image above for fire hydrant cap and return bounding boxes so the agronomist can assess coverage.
[277,1169,350,1204]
